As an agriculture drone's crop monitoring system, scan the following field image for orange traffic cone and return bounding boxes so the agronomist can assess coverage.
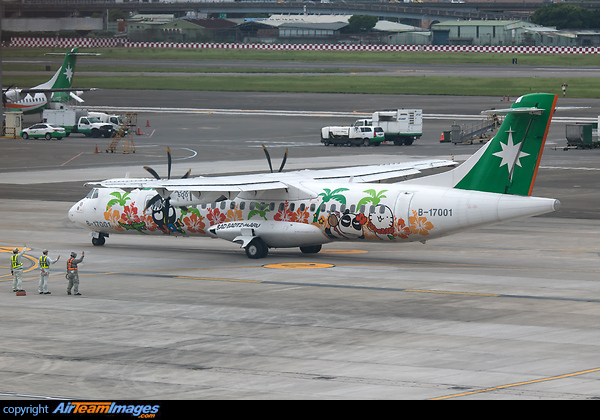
[146,120,150,127]
[94,144,99,153]
[440,132,444,142]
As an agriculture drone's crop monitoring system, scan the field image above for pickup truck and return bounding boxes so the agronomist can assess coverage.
[321,123,385,146]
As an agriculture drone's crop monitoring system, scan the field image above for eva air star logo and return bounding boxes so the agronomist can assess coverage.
[492,127,529,177]
[63,65,73,83]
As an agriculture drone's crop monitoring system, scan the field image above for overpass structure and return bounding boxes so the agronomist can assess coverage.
[3,0,547,22]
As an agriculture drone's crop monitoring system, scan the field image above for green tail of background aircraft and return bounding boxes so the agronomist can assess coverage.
[3,47,97,114]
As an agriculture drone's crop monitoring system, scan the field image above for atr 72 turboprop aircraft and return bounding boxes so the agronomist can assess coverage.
[3,47,96,114]
[69,92,560,259]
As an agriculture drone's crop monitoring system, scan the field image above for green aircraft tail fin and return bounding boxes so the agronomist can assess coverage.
[52,47,78,90]
[34,47,79,103]
[451,92,557,196]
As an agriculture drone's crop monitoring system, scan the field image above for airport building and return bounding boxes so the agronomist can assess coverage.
[5,13,599,47]
[430,20,588,47]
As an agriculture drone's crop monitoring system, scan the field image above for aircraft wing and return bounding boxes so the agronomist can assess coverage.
[17,87,97,94]
[299,159,456,182]
[86,176,288,192]
[86,159,457,193]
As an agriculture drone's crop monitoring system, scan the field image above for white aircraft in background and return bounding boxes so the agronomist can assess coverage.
[69,92,560,259]
[3,47,97,114]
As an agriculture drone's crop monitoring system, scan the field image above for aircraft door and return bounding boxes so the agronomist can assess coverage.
[393,191,414,239]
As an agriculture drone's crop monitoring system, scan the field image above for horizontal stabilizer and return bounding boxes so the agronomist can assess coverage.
[481,107,545,115]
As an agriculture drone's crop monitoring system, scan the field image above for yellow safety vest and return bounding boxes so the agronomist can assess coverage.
[11,254,22,269]
[40,255,49,269]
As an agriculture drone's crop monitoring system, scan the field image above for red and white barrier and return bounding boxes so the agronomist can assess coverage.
[8,37,600,54]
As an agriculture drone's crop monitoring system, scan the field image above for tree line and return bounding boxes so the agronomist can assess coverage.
[531,4,600,29]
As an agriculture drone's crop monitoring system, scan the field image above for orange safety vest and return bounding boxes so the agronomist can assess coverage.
[67,257,77,271]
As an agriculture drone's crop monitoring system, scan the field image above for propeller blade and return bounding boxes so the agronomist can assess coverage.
[278,148,288,173]
[144,194,162,211]
[143,166,161,180]
[2,85,14,106]
[262,144,273,173]
[167,147,172,180]
[3,85,15,106]
[143,148,188,184]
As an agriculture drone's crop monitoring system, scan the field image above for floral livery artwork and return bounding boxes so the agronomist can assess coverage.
[101,187,435,241]
[316,188,434,241]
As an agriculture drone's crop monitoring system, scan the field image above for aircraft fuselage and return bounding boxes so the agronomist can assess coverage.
[68,182,559,251]
[5,92,48,114]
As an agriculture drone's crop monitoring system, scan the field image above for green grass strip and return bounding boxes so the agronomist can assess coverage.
[3,74,594,98]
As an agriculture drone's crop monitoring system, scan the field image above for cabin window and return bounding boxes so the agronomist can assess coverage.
[310,204,316,212]
[360,205,366,214]
[369,205,376,214]
[239,202,245,210]
[350,204,356,213]
[220,201,226,210]
[279,203,285,212]
[289,203,295,212]
[340,204,346,213]
[320,204,326,212]
[379,205,385,214]
[230,201,236,210]
[269,203,275,211]
[330,204,336,212]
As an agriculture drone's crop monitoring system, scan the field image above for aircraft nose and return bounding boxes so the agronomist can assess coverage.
[68,201,83,223]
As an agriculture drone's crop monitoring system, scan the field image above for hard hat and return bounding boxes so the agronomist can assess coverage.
[43,249,48,254]
[70,252,77,257]
[13,248,18,253]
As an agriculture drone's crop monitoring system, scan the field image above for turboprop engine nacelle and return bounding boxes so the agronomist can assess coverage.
[209,220,329,248]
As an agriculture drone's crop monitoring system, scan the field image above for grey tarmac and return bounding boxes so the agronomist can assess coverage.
[1,91,600,400]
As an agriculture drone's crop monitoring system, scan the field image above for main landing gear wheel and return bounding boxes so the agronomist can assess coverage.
[245,238,269,259]
[300,245,322,254]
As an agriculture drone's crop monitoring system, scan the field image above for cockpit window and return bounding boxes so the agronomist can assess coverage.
[85,188,99,199]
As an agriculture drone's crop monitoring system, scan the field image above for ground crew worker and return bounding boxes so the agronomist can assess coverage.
[11,247,26,293]
[39,249,60,295]
[66,251,84,295]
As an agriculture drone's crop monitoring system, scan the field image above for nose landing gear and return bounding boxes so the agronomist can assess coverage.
[91,233,108,246]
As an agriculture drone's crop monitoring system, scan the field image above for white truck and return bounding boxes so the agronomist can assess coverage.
[88,112,123,129]
[42,109,118,138]
[356,109,423,146]
[320,122,385,147]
